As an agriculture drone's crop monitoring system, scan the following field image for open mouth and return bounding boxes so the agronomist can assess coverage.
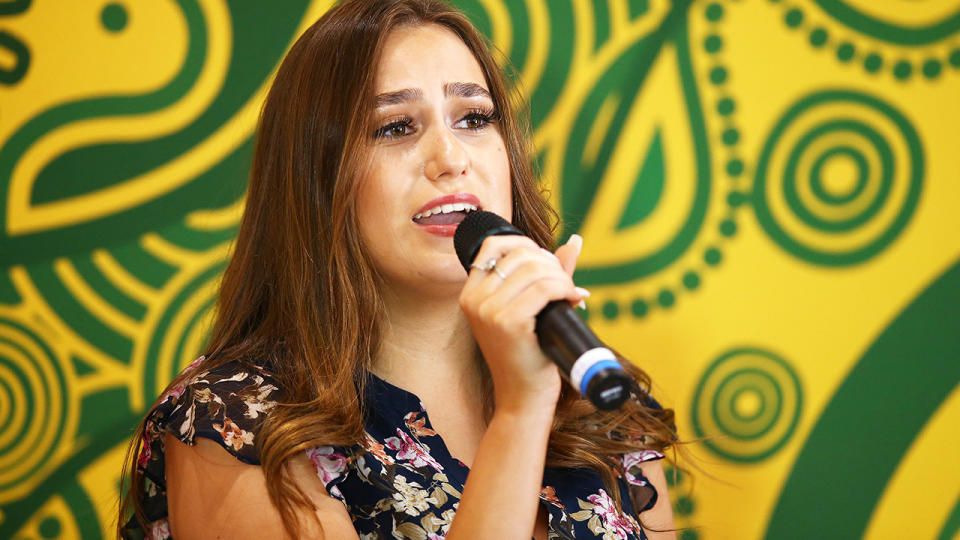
[412,202,480,226]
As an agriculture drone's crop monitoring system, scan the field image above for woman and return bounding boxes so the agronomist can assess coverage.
[119,0,680,538]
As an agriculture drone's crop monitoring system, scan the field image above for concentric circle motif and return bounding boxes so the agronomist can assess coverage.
[0,319,67,502]
[752,90,923,266]
[145,262,224,401]
[691,347,802,463]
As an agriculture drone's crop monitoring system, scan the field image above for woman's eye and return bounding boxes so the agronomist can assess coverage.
[463,115,485,129]
[457,109,498,130]
[374,119,414,139]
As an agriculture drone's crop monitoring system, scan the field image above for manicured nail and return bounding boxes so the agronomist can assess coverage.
[577,299,587,310]
[575,287,591,298]
[566,234,583,257]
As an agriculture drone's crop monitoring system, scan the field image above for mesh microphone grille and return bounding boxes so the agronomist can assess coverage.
[453,211,522,271]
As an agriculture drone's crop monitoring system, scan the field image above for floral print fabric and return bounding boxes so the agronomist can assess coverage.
[126,357,665,539]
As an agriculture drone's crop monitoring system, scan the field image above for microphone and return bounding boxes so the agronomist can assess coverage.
[454,211,633,410]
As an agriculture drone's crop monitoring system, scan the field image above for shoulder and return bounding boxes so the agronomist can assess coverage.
[147,356,282,466]
[162,435,357,539]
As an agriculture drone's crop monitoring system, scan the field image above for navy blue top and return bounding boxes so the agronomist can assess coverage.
[127,356,666,539]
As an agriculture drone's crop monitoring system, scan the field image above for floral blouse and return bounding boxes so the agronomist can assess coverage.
[125,356,666,539]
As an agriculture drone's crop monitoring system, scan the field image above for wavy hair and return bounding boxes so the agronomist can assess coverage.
[119,0,680,537]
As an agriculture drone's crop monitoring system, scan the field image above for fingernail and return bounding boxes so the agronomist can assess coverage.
[577,299,587,310]
[566,234,583,256]
[575,286,591,298]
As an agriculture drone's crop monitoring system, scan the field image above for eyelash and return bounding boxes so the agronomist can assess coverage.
[373,107,499,139]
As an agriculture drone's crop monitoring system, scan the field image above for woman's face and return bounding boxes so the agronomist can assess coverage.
[356,23,513,298]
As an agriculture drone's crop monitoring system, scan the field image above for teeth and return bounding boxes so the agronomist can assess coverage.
[413,202,478,220]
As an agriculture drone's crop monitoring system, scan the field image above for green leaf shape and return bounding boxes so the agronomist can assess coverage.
[616,128,665,231]
[560,0,712,285]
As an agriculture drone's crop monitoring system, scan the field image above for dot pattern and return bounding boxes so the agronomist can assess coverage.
[586,0,747,320]
[101,3,128,33]
[771,0,960,81]
[664,463,698,538]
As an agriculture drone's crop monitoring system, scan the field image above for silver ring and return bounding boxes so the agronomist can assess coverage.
[470,256,500,272]
[490,263,507,280]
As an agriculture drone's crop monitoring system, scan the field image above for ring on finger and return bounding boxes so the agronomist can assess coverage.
[490,263,507,280]
[470,256,500,273]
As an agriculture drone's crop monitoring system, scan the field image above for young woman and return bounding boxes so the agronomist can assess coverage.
[119,1,680,538]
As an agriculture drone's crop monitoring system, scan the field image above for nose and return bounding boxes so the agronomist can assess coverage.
[423,124,469,182]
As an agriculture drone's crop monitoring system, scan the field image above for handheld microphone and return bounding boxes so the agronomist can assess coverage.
[453,211,633,410]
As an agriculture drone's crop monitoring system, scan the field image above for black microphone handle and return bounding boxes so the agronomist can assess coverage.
[453,210,632,410]
[535,301,632,410]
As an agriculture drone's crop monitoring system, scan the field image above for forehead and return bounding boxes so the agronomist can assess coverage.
[375,23,489,94]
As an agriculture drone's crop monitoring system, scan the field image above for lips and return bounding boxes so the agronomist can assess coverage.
[412,192,482,237]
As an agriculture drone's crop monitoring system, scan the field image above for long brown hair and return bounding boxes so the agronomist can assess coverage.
[119,0,680,537]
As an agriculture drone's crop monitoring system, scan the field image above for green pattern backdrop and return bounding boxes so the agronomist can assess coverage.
[1,0,958,538]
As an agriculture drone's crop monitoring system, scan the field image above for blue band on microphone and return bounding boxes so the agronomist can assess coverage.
[579,359,623,395]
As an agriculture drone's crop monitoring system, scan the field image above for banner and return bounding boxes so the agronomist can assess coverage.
[1,1,958,538]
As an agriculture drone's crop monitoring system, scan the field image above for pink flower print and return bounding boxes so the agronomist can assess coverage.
[158,384,186,405]
[307,446,348,486]
[384,429,443,472]
[148,518,171,540]
[586,489,640,539]
[622,449,664,486]
[213,417,254,451]
[137,443,152,470]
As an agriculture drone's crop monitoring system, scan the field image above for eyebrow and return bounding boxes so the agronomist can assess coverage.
[374,82,491,107]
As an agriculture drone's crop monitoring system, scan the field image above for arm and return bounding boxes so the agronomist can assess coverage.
[446,234,584,539]
[164,434,360,540]
[638,460,678,540]
[445,400,555,539]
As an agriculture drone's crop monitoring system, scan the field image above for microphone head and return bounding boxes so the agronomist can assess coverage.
[453,210,523,271]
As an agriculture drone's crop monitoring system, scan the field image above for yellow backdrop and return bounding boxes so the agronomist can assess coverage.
[1,1,958,538]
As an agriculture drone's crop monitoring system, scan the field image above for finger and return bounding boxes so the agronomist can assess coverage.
[472,247,563,300]
[481,274,580,325]
[465,235,541,285]
[481,260,570,309]
[553,234,582,277]
[466,237,556,291]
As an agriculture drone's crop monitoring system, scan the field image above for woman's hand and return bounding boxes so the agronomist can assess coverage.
[458,233,586,414]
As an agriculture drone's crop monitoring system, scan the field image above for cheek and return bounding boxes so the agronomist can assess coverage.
[355,178,390,246]
[357,165,395,216]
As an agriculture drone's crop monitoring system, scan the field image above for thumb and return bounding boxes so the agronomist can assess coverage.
[553,234,582,277]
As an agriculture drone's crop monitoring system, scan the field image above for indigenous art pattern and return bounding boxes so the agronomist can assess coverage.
[1,1,958,538]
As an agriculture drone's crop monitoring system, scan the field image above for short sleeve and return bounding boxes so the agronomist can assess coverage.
[136,357,281,500]
[305,445,353,503]
[621,449,665,514]
[621,391,667,513]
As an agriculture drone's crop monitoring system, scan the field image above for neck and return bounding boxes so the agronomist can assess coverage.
[372,285,482,397]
